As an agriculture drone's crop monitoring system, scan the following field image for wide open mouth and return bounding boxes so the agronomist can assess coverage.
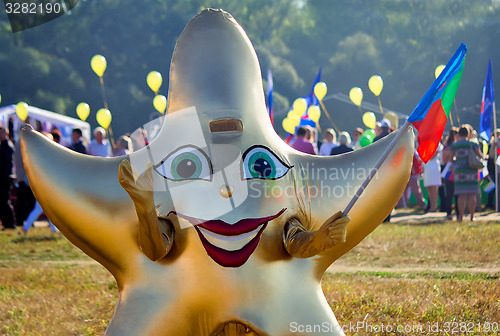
[211,320,260,335]
[171,209,286,267]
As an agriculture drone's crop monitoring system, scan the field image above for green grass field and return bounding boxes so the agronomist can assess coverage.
[1,220,499,335]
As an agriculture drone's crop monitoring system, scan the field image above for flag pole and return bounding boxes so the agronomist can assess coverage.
[454,100,461,124]
[343,120,411,216]
[449,111,455,127]
[494,100,498,212]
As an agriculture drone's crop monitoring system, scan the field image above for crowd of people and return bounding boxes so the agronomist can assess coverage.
[0,123,134,233]
[0,117,496,232]
[69,126,133,157]
[289,118,393,155]
[289,120,497,222]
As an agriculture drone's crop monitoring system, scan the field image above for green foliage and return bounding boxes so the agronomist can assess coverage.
[0,0,499,136]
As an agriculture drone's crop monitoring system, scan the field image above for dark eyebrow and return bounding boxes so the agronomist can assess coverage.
[209,119,243,133]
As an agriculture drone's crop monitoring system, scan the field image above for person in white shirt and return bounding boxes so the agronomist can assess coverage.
[318,128,338,156]
[113,135,132,157]
[88,127,112,157]
[352,127,363,149]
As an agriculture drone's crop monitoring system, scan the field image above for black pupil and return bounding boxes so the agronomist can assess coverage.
[253,158,273,177]
[177,159,196,178]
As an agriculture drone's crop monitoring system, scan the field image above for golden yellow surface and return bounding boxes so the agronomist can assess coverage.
[21,9,414,336]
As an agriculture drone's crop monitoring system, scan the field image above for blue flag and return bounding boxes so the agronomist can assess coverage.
[304,68,322,108]
[299,68,322,128]
[480,60,495,141]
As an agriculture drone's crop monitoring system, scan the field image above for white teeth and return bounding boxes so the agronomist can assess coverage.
[198,224,264,251]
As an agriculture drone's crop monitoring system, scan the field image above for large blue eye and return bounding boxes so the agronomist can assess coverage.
[242,146,290,180]
[155,146,212,181]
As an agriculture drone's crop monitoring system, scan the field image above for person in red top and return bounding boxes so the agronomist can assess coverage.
[291,126,318,155]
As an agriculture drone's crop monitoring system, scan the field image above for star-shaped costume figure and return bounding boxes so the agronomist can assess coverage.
[21,9,414,336]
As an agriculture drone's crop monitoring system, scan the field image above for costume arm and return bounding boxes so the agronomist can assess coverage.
[283,211,349,258]
[119,160,173,261]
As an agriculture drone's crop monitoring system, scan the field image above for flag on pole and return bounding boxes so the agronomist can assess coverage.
[295,68,322,129]
[479,165,489,180]
[343,43,467,217]
[304,68,322,108]
[408,43,467,163]
[479,60,495,141]
[266,69,274,125]
[440,161,454,180]
[482,178,496,193]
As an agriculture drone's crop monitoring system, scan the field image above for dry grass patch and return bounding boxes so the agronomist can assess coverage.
[0,228,87,262]
[337,221,500,269]
[0,221,499,335]
[1,264,115,335]
[323,272,500,335]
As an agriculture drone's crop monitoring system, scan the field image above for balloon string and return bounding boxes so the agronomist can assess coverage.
[453,100,461,125]
[99,76,115,148]
[377,97,384,114]
[99,77,108,110]
[318,99,341,134]
[107,126,116,148]
[449,109,455,127]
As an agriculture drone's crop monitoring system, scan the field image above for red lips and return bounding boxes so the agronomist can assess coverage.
[172,209,285,267]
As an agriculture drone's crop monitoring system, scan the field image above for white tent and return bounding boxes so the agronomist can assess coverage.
[0,104,91,146]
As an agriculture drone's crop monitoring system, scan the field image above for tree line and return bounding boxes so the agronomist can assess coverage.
[0,0,499,137]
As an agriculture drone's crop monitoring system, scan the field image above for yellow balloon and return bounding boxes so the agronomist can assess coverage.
[362,111,376,129]
[153,94,167,114]
[349,87,363,106]
[282,114,301,134]
[289,114,301,127]
[307,105,321,123]
[368,75,383,96]
[282,117,296,134]
[76,102,90,121]
[16,102,28,121]
[0,93,2,105]
[435,64,445,79]
[147,71,163,93]
[314,82,327,101]
[96,108,112,129]
[91,55,107,77]
[292,98,307,116]
[287,109,301,119]
[383,112,398,129]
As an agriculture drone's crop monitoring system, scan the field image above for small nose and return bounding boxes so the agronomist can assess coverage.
[220,184,233,199]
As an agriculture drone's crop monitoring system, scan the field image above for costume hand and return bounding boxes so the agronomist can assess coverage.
[312,211,349,250]
[118,160,155,212]
[119,160,169,261]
